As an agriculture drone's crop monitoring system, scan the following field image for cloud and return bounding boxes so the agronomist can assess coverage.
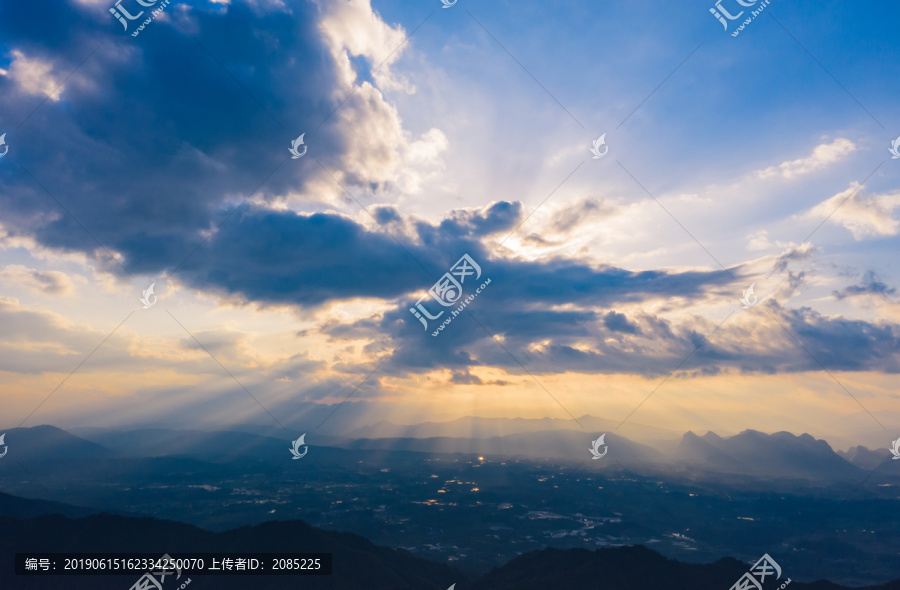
[167,199,734,313]
[834,271,896,301]
[438,200,525,238]
[773,302,900,373]
[0,264,76,296]
[316,0,413,93]
[549,199,619,234]
[745,229,795,253]
[806,183,900,239]
[0,296,120,374]
[832,272,900,321]
[0,0,442,274]
[757,138,856,180]
[603,311,641,335]
[503,197,625,258]
[1,0,897,414]
[449,369,483,385]
[181,208,431,305]
[372,296,900,379]
[768,241,814,277]
[1,50,63,100]
[0,296,330,412]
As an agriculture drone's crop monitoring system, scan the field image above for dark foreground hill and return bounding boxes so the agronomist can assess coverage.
[0,491,103,520]
[471,545,900,590]
[0,511,462,589]
[1,504,899,590]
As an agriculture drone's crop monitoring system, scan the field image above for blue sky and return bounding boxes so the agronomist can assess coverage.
[0,0,898,449]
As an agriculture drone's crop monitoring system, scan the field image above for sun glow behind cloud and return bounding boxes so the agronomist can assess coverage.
[0,0,897,452]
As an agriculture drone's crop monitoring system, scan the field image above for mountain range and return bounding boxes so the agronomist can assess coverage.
[2,424,897,482]
[675,430,866,479]
[1,425,899,586]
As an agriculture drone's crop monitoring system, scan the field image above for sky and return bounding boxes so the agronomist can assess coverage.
[0,0,898,449]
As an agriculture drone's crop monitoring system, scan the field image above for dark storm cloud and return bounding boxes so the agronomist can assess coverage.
[449,370,483,385]
[833,271,897,300]
[0,0,738,312]
[371,296,900,378]
[776,303,900,373]
[156,192,736,310]
[2,1,897,385]
[180,209,432,304]
[0,0,347,273]
[603,311,641,334]
[304,244,746,378]
[436,201,525,237]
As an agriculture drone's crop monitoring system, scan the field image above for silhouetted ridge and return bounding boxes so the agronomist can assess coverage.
[470,545,900,590]
[1,498,898,590]
[675,429,859,480]
[0,510,461,590]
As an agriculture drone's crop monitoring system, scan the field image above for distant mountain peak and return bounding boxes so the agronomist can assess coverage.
[675,428,858,480]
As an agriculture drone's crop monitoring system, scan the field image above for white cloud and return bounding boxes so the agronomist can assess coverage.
[806,183,900,240]
[266,0,445,209]
[316,0,414,94]
[327,83,447,196]
[757,138,856,180]
[1,50,62,101]
[494,197,627,262]
[396,127,448,194]
[0,265,76,296]
[745,229,795,252]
